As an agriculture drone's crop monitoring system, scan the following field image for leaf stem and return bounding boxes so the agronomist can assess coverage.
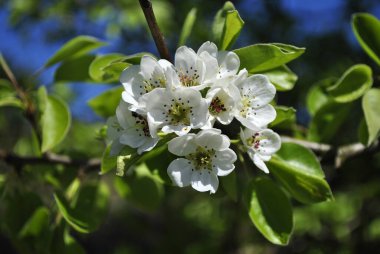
[138,0,172,62]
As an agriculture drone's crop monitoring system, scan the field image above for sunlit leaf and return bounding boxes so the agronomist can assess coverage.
[18,207,50,238]
[54,181,110,233]
[268,142,333,204]
[178,8,197,46]
[54,55,95,82]
[89,53,131,83]
[221,9,244,50]
[327,64,372,103]
[352,13,380,66]
[244,177,293,245]
[212,1,235,46]
[87,86,123,117]
[308,101,352,142]
[269,106,296,128]
[306,78,336,116]
[362,88,380,145]
[234,43,305,73]
[44,36,106,68]
[261,65,298,91]
[38,87,71,152]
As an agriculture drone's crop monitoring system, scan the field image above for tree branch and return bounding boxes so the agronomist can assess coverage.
[138,0,172,62]
[281,136,332,153]
[0,150,101,173]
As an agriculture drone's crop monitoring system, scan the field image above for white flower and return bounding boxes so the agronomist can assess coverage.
[167,128,237,194]
[234,74,277,129]
[108,100,159,155]
[169,46,207,90]
[197,41,240,83]
[142,87,208,136]
[205,78,241,127]
[120,55,172,107]
[240,127,281,173]
[106,116,125,156]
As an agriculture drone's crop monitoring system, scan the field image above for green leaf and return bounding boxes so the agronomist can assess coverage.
[221,9,244,50]
[114,163,164,212]
[327,64,372,103]
[268,142,333,204]
[261,65,298,91]
[38,87,71,152]
[352,13,380,66]
[0,79,23,108]
[54,55,95,82]
[178,8,197,46]
[100,144,117,175]
[234,43,305,73]
[18,207,50,238]
[362,88,380,145]
[89,53,131,83]
[212,1,235,46]
[358,118,369,146]
[269,106,296,127]
[44,35,106,68]
[87,86,123,117]
[51,223,85,254]
[244,178,293,245]
[308,101,353,142]
[306,78,336,116]
[220,171,238,201]
[54,181,110,233]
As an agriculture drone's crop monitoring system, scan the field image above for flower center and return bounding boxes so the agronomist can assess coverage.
[209,96,227,115]
[187,147,215,170]
[246,133,266,150]
[240,96,251,117]
[178,67,200,87]
[143,76,166,93]
[132,112,150,137]
[166,100,192,125]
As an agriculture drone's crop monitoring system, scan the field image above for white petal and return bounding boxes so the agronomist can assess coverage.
[237,104,276,129]
[194,128,230,151]
[251,152,270,173]
[121,91,138,106]
[119,129,146,148]
[256,129,281,156]
[140,55,163,80]
[168,134,197,156]
[110,139,124,156]
[191,170,219,194]
[116,101,135,129]
[214,148,237,176]
[158,59,174,71]
[167,158,193,187]
[175,46,198,70]
[137,138,159,154]
[197,41,218,57]
[217,51,240,78]
[120,65,144,102]
[240,75,276,107]
[106,116,121,141]
[199,51,218,83]
[191,98,209,128]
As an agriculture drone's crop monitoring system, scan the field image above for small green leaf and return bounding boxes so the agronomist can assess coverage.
[212,1,235,46]
[327,64,372,103]
[352,13,380,66]
[308,101,352,142]
[54,55,95,82]
[18,207,50,238]
[89,53,130,83]
[0,79,23,108]
[306,78,336,116]
[45,36,106,68]
[261,65,298,91]
[269,106,296,127]
[100,144,117,175]
[244,178,293,245]
[54,181,110,233]
[38,87,71,152]
[221,9,244,50]
[362,88,380,145]
[178,8,197,46]
[268,142,333,204]
[234,43,305,73]
[87,86,123,118]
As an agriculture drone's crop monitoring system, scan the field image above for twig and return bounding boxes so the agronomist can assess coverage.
[138,0,172,62]
[1,150,101,172]
[281,136,332,153]
[335,143,367,168]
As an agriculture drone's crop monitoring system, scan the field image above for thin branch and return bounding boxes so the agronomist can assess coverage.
[138,0,172,62]
[1,150,101,173]
[281,136,332,153]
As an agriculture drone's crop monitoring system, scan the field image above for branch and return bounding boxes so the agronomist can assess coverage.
[138,0,172,62]
[281,136,332,153]
[1,150,101,173]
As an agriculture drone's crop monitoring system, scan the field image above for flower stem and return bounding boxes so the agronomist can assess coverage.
[138,0,172,62]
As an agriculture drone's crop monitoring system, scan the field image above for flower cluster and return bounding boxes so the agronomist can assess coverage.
[108,41,281,193]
